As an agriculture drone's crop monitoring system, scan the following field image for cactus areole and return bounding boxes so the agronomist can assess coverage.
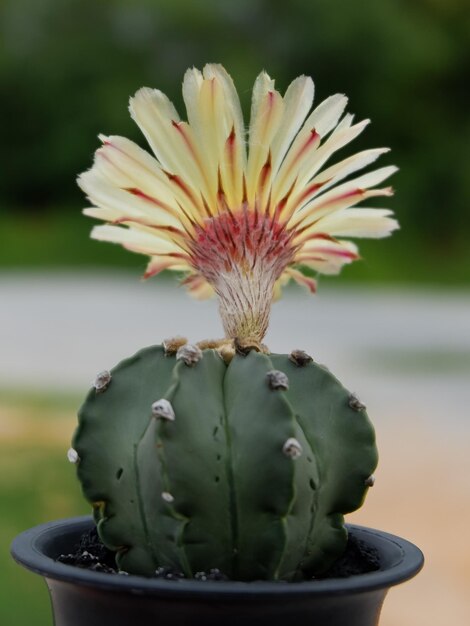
[73,64,399,580]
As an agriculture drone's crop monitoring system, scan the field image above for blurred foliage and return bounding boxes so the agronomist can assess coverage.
[0,0,469,281]
[0,393,86,626]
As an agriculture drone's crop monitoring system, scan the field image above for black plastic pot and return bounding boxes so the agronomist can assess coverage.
[11,516,423,626]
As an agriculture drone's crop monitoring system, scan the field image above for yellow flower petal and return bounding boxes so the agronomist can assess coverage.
[271,75,314,174]
[246,72,284,204]
[312,208,399,238]
[91,224,179,256]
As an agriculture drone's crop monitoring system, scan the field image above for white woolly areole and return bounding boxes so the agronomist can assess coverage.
[93,370,112,392]
[176,343,202,366]
[151,399,175,421]
[282,438,303,459]
[67,448,80,464]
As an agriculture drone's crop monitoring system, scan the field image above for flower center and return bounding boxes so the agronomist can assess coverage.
[189,208,296,341]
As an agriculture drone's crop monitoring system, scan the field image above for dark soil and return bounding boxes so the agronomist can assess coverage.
[57,527,118,574]
[318,534,380,578]
[57,527,380,581]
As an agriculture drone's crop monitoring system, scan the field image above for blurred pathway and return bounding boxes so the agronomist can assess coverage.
[1,271,469,430]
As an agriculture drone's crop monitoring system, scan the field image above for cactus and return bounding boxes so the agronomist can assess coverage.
[73,345,377,580]
[73,64,397,580]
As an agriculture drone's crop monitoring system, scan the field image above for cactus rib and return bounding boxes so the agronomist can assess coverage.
[73,345,377,580]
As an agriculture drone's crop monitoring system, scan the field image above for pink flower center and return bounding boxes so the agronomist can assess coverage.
[187,208,297,341]
[189,209,295,284]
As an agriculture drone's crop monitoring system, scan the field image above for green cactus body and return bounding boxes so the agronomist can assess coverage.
[73,345,377,581]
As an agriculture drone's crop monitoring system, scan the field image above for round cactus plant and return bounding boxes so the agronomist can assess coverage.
[71,64,398,580]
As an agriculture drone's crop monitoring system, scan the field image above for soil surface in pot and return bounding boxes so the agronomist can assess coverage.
[57,527,380,581]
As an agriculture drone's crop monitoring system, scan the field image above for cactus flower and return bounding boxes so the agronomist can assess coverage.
[79,64,398,341]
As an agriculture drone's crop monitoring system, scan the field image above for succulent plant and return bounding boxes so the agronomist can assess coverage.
[71,65,398,580]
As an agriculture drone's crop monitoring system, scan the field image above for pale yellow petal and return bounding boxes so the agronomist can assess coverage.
[270,75,314,174]
[183,66,246,209]
[78,169,186,230]
[335,165,398,192]
[182,67,204,129]
[83,207,122,221]
[272,94,348,203]
[197,76,229,202]
[311,148,391,187]
[129,88,181,173]
[289,165,396,233]
[96,135,179,198]
[91,224,178,256]
[313,208,399,238]
[144,255,191,279]
[203,64,246,159]
[291,190,394,242]
[296,118,370,187]
[296,239,359,275]
[246,72,284,204]
[299,237,359,256]
[282,267,317,293]
[303,94,348,137]
[279,117,372,222]
[281,148,388,222]
[129,87,206,201]
[203,64,246,207]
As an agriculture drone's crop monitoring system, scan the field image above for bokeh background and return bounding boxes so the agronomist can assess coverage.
[1,1,469,624]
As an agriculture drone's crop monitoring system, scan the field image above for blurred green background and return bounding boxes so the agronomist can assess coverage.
[1,0,469,283]
[1,1,469,625]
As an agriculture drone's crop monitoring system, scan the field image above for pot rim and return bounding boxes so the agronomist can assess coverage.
[11,516,423,599]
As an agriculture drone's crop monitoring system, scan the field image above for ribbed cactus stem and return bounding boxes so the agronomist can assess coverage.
[73,344,378,580]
